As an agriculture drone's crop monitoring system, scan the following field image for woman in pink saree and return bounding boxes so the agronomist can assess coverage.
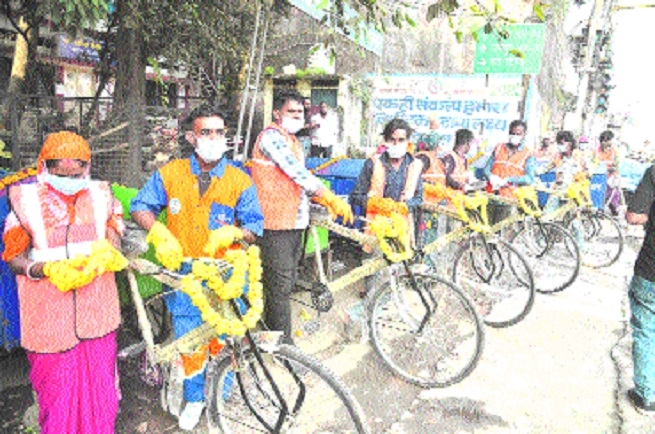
[2,131,125,434]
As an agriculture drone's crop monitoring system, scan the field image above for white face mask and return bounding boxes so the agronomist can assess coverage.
[45,173,90,196]
[281,116,305,134]
[387,143,407,159]
[557,144,568,154]
[508,134,523,146]
[195,137,227,163]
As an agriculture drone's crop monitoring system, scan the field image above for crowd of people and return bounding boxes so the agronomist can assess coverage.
[2,89,655,434]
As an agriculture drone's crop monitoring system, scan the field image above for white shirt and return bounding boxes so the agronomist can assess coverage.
[311,111,339,148]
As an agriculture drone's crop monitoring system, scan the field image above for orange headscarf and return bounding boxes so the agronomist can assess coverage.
[37,131,91,173]
[2,132,92,262]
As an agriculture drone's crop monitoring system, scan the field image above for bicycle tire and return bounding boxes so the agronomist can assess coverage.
[121,295,172,345]
[566,209,624,268]
[510,222,581,293]
[368,273,484,388]
[205,343,370,433]
[452,237,536,328]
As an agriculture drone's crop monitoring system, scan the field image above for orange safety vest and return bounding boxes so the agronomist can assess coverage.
[8,182,121,353]
[159,158,257,257]
[415,150,445,186]
[491,143,532,197]
[596,146,616,171]
[444,150,468,188]
[251,123,305,230]
[366,155,423,248]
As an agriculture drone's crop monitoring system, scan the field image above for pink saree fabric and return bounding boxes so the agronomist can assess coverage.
[26,332,119,434]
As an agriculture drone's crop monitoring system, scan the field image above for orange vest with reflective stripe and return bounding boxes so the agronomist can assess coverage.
[159,158,256,257]
[491,143,531,179]
[8,182,120,353]
[491,143,532,197]
[366,156,422,248]
[415,151,445,186]
[596,147,616,171]
[251,123,304,230]
[445,150,468,187]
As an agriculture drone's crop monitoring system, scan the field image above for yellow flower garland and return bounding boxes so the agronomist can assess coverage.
[0,167,38,190]
[369,212,413,263]
[43,239,129,292]
[180,245,264,337]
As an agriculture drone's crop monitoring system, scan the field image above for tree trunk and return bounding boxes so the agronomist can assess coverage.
[7,17,29,97]
[112,0,145,188]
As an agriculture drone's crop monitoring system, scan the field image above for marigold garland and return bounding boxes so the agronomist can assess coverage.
[43,239,129,292]
[180,245,264,337]
[0,167,38,190]
[367,196,408,216]
[369,212,413,263]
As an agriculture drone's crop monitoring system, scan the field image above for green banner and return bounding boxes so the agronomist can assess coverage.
[474,24,546,74]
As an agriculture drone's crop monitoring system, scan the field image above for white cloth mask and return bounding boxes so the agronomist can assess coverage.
[195,137,227,163]
[387,144,407,159]
[508,135,523,146]
[281,117,305,134]
[45,173,90,196]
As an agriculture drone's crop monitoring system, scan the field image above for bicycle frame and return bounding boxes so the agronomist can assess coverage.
[126,258,311,432]
[304,215,444,335]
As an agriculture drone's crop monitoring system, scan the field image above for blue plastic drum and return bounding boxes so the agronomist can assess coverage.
[538,172,556,208]
[590,173,608,210]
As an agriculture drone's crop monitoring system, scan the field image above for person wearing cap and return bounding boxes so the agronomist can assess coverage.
[2,131,126,433]
[131,105,264,431]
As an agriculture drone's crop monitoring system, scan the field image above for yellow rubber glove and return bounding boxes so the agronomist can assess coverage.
[146,221,183,271]
[84,239,129,276]
[204,225,244,257]
[314,190,354,225]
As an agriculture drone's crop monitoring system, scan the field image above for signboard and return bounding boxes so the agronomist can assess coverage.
[474,24,546,74]
[368,74,523,148]
[58,34,102,63]
[288,0,384,56]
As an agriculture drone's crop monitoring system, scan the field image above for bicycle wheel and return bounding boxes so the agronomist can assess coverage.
[205,343,370,433]
[510,221,581,293]
[368,272,484,388]
[567,209,624,268]
[452,236,535,328]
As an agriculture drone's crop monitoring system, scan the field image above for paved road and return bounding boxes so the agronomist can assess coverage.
[2,230,654,433]
[294,231,655,433]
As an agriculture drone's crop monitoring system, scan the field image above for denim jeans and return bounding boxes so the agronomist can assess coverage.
[629,274,655,403]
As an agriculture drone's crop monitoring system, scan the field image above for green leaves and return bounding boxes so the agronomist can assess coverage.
[533,2,546,22]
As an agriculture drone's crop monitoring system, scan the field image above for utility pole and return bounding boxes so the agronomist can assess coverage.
[574,0,604,136]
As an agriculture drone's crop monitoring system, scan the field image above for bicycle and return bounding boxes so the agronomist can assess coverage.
[119,228,370,433]
[537,178,624,269]
[481,186,581,294]
[291,207,485,388]
[419,188,536,328]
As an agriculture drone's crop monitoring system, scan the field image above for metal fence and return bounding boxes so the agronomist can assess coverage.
[1,95,212,185]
